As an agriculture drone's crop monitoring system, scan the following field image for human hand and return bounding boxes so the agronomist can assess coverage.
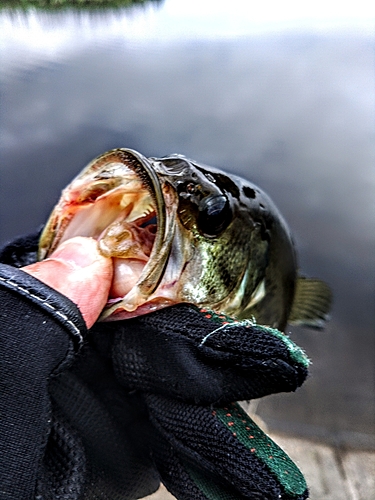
[0,231,309,499]
[22,236,113,328]
[0,232,159,500]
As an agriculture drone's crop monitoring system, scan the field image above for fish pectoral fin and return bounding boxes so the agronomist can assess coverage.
[289,276,332,329]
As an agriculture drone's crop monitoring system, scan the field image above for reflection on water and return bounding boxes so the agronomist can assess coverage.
[1,2,374,448]
[1,0,161,8]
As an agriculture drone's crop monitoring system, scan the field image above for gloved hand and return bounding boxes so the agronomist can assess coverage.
[92,306,309,500]
[0,231,310,500]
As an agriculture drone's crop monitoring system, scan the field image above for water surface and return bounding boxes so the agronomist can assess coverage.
[1,0,374,448]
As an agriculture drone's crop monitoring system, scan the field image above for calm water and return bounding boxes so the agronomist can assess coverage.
[1,1,374,448]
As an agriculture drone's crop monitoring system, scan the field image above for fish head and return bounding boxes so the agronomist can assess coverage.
[150,154,297,325]
[39,148,329,329]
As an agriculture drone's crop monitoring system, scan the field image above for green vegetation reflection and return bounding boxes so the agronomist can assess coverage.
[1,0,162,10]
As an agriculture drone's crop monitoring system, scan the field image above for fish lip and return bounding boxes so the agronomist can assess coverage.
[98,148,176,320]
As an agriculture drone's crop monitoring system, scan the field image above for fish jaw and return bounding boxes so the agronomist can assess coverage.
[102,214,194,320]
[38,149,180,320]
[100,179,180,320]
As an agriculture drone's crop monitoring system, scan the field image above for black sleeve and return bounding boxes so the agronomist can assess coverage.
[0,264,86,500]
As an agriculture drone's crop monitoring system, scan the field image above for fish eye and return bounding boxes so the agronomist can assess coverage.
[198,195,232,237]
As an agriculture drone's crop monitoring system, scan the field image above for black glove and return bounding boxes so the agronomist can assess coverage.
[96,304,308,405]
[91,306,309,500]
[0,232,310,500]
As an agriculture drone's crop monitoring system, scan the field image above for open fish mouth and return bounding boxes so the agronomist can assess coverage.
[38,149,177,320]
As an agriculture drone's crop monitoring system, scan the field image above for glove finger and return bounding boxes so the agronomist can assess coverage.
[93,304,309,405]
[150,427,247,500]
[145,394,308,500]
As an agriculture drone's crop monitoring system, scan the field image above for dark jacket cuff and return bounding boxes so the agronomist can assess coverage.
[0,264,87,499]
[0,264,86,372]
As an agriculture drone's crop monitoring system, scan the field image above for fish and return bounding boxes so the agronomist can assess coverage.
[38,148,332,330]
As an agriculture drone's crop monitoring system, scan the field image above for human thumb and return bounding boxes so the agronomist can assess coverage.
[22,236,113,328]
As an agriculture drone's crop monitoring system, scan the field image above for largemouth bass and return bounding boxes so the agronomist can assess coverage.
[39,148,331,329]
